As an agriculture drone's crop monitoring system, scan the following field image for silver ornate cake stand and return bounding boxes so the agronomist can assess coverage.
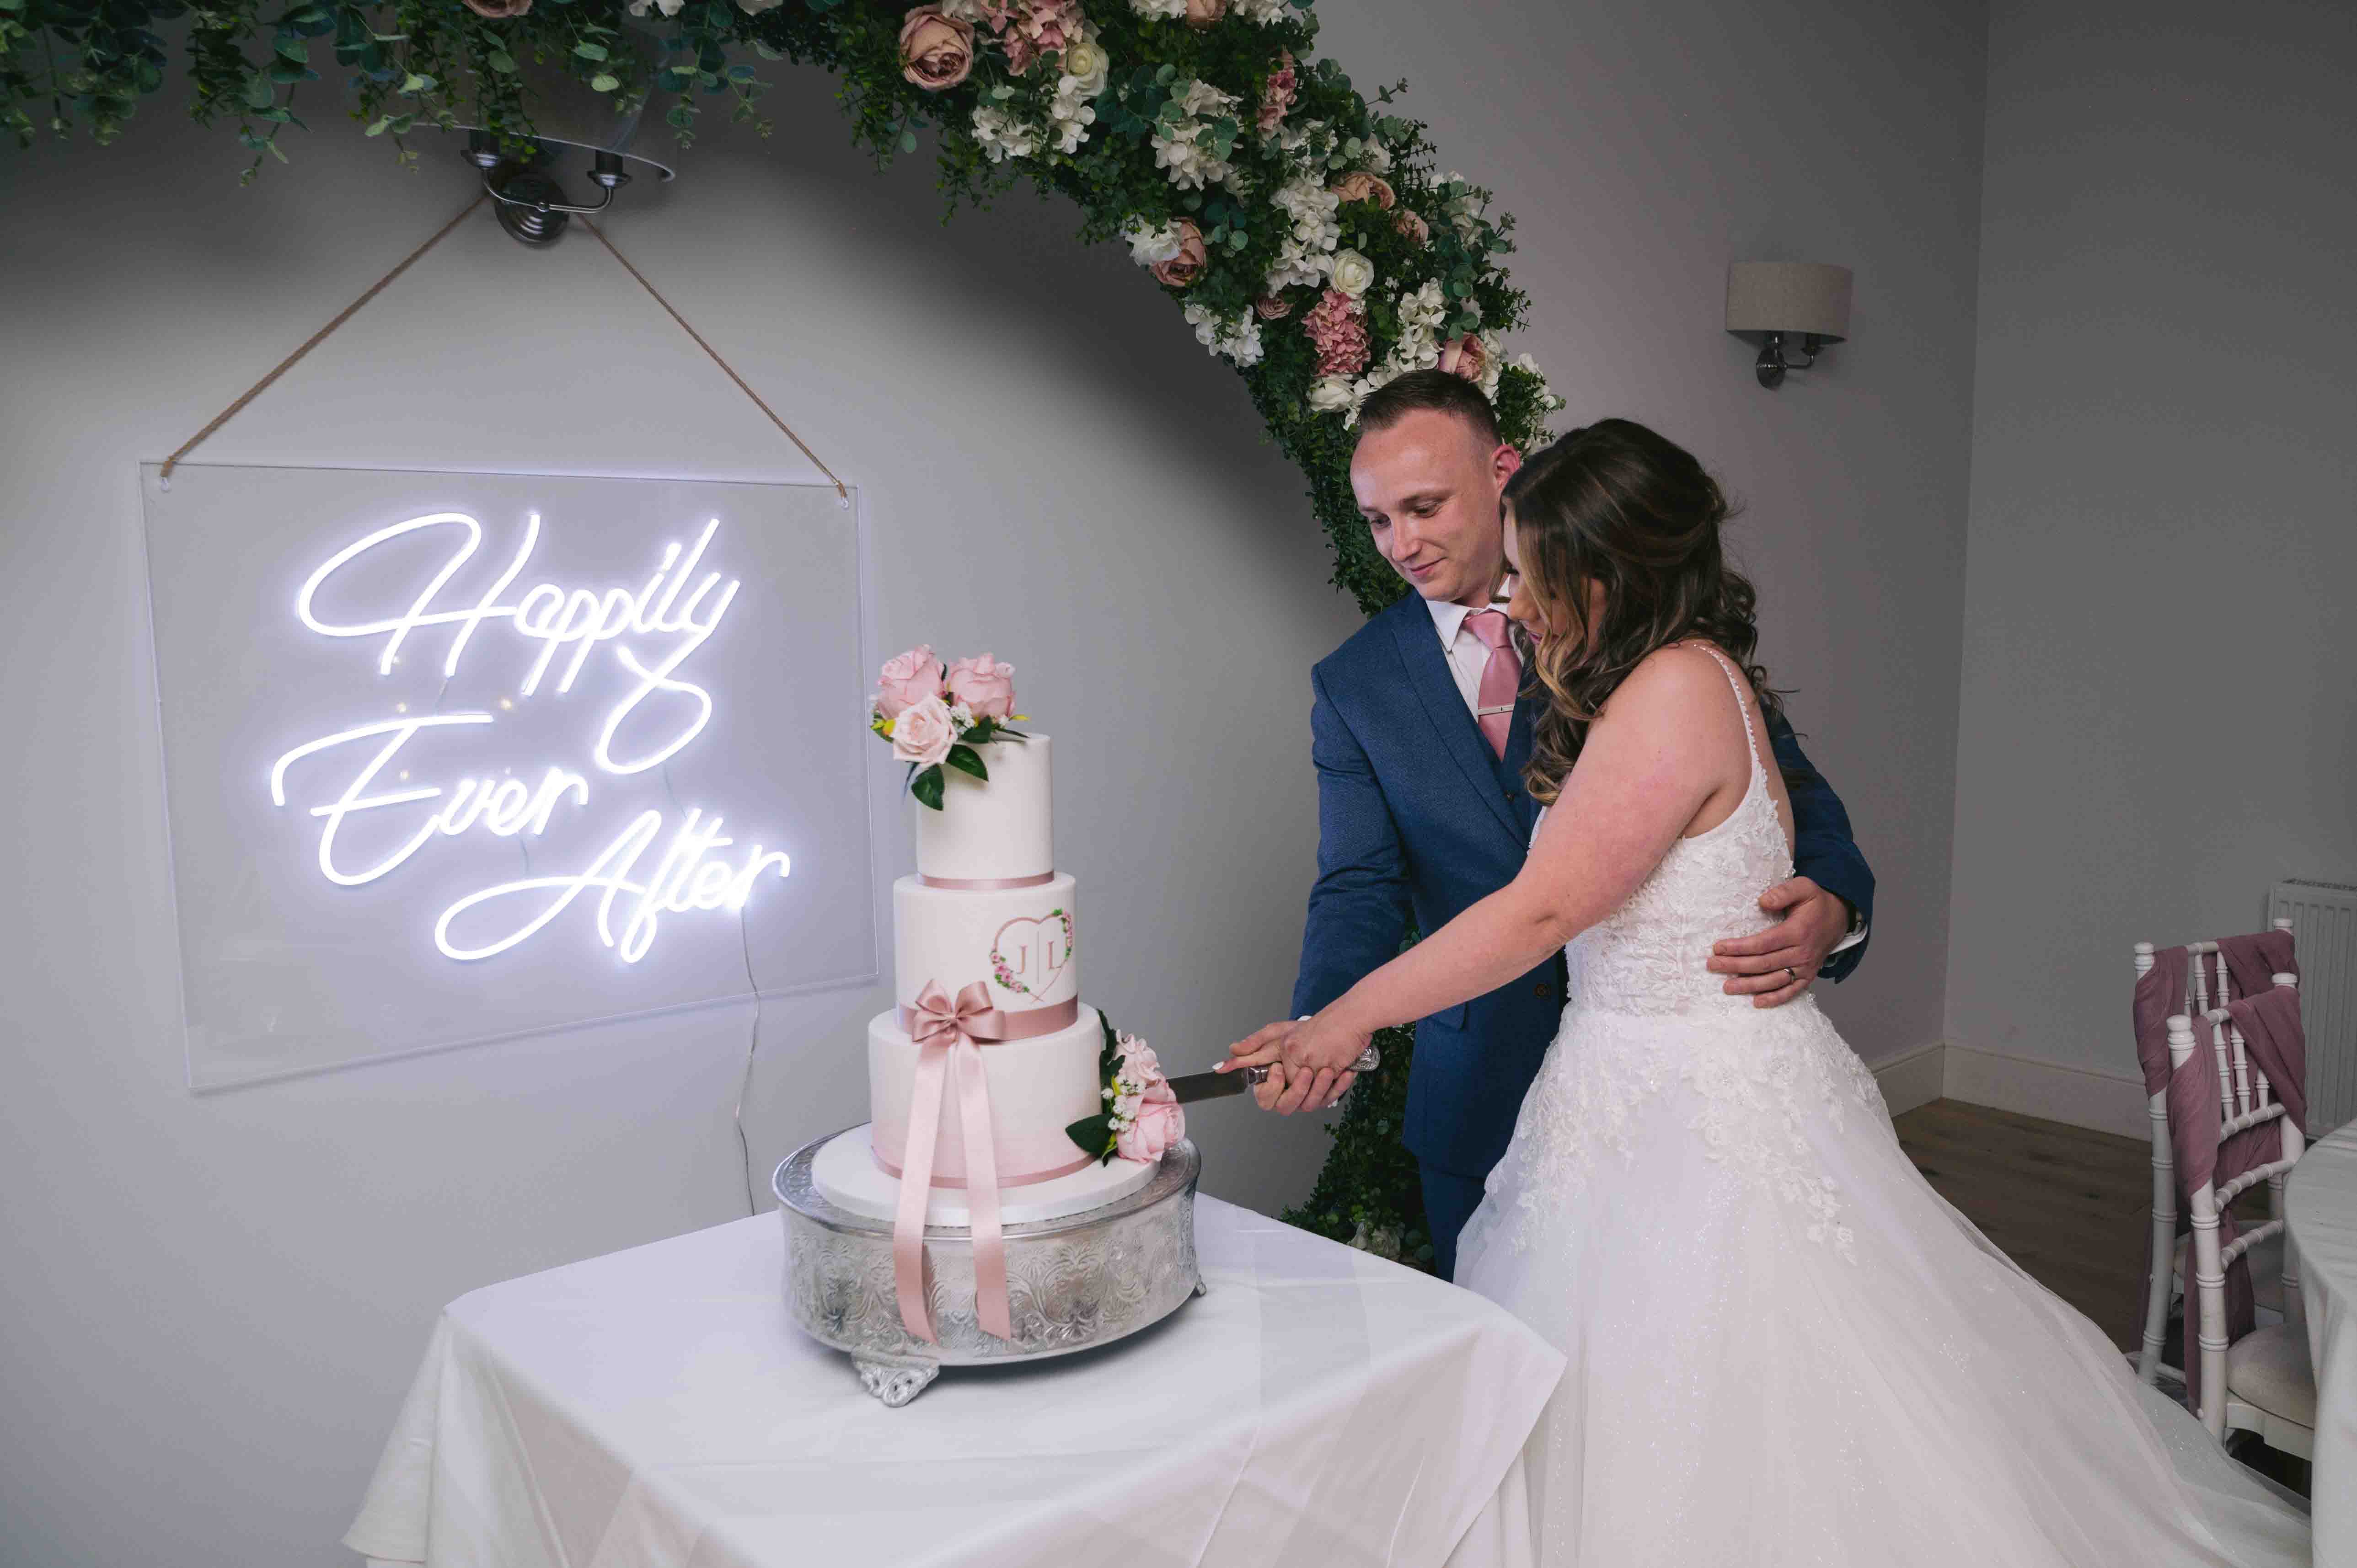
[774,1131,1204,1406]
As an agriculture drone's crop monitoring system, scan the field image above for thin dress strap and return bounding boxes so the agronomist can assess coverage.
[1683,642,1762,771]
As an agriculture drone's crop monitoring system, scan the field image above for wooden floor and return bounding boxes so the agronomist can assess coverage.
[1893,1098,2155,1350]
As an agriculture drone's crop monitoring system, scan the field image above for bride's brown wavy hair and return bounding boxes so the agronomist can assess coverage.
[1504,418,1783,806]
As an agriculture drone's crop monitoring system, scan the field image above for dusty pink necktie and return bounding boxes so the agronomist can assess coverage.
[1466,609,1520,758]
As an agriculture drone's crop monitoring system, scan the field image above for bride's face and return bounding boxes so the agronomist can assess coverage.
[1502,510,1597,648]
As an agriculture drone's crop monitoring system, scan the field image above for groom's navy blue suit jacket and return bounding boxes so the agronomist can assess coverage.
[1289,593,1876,1183]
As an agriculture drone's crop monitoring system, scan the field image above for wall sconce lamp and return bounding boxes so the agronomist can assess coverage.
[1725,262,1852,389]
[447,42,675,247]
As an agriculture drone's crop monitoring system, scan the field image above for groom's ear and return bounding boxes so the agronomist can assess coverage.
[1491,443,1524,488]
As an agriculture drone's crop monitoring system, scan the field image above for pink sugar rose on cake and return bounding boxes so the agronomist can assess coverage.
[945,653,1017,719]
[875,644,946,718]
[1117,1093,1184,1162]
[1111,1034,1184,1161]
[889,695,957,767]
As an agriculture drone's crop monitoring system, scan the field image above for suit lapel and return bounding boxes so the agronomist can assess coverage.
[1387,604,1526,847]
[1503,685,1540,833]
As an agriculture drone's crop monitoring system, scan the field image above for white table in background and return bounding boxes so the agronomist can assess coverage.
[2292,1119,2357,1568]
[344,1196,1562,1568]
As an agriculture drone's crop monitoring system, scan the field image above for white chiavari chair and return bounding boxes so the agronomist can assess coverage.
[2168,973,2314,1456]
[2131,922,2295,1388]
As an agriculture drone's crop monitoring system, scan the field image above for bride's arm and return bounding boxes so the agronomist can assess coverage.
[1272,652,1736,1084]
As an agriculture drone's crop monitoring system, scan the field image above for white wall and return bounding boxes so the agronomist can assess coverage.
[0,3,1987,1562]
[1943,0,2357,1128]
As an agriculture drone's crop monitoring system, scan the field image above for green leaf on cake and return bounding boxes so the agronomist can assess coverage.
[944,744,988,782]
[909,763,945,811]
[1066,1112,1114,1161]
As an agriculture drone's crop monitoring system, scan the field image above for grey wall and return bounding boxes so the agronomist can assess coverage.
[1312,0,1987,1066]
[0,2,1987,1562]
[1944,0,2357,1097]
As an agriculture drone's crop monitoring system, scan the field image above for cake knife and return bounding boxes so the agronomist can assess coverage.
[1166,1044,1381,1104]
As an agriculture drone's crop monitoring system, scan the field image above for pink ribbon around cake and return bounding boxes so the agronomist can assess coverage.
[916,871,1055,890]
[890,982,1082,1345]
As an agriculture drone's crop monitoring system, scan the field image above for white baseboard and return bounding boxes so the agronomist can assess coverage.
[1868,1041,2149,1140]
[1869,1041,1947,1117]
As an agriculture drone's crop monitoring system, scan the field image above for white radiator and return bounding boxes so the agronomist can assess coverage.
[2269,879,2357,1135]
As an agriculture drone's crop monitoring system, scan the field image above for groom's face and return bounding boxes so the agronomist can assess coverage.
[1350,409,1521,606]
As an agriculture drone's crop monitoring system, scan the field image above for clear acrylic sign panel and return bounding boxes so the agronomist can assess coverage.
[141,464,875,1089]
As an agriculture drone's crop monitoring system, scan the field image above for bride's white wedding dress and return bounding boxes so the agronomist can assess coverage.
[1452,648,2308,1566]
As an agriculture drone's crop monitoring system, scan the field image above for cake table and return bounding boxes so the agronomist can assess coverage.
[343,1196,1565,1568]
[777,1126,1203,1405]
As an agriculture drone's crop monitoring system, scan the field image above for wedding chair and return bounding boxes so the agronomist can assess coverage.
[2131,924,2295,1387]
[2166,981,2314,1456]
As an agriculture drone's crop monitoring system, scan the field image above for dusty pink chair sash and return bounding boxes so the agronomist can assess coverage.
[889,984,1082,1346]
[2131,939,2306,1407]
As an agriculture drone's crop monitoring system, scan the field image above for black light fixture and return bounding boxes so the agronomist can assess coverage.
[1725,262,1853,389]
[448,40,675,247]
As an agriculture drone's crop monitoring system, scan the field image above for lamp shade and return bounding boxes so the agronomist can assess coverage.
[1725,262,1851,343]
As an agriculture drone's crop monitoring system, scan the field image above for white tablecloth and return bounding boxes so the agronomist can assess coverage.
[345,1196,1563,1568]
[2292,1119,2357,1568]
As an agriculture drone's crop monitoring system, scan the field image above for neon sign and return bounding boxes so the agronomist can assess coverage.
[269,511,791,963]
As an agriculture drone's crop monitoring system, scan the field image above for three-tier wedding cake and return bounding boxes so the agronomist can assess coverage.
[809,647,1182,1343]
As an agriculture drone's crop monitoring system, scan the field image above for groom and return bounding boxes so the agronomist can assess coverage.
[1258,371,1876,1280]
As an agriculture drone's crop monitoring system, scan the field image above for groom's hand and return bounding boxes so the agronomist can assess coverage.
[1708,876,1850,1008]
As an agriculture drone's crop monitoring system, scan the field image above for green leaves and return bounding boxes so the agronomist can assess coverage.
[1065,1112,1114,1163]
[944,744,987,782]
[907,762,946,811]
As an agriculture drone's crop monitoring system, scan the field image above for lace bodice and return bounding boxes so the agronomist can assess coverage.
[1548,645,1796,1017]
[1480,644,1886,1260]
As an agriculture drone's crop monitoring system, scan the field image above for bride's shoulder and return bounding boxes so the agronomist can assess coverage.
[1597,642,1736,723]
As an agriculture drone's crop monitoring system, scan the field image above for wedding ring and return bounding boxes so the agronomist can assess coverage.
[1784,966,1799,982]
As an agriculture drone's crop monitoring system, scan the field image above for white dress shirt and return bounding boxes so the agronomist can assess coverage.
[1430,593,1867,953]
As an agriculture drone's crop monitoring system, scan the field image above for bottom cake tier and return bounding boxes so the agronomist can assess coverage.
[812,1124,1157,1226]
[868,1001,1106,1188]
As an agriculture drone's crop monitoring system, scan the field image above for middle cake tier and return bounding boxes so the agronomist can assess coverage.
[892,872,1080,1014]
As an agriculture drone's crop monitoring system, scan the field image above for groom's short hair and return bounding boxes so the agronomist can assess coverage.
[1355,370,1503,450]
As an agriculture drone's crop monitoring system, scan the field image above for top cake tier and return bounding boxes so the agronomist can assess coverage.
[914,733,1054,884]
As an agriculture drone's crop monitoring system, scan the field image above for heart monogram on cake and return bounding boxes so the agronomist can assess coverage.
[989,908,1075,998]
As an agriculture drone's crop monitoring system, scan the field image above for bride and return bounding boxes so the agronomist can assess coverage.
[1222,420,2307,1564]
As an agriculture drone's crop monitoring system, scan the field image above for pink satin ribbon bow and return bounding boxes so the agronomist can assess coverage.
[894,980,1014,1345]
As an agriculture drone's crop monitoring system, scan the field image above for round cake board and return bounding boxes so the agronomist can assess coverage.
[812,1124,1157,1226]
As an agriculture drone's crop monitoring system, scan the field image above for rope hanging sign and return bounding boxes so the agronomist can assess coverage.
[156,193,848,502]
